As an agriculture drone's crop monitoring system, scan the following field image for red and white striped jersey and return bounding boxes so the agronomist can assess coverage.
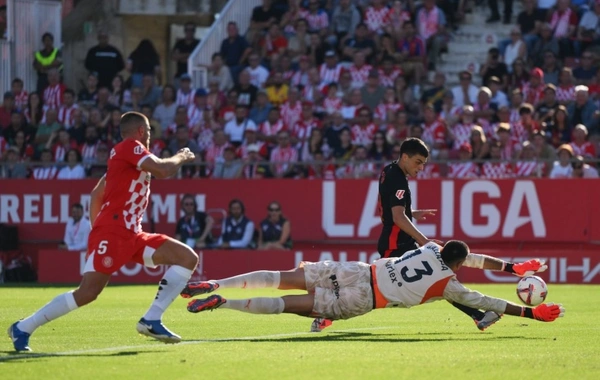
[307,163,337,180]
[305,10,329,31]
[57,104,79,128]
[481,162,514,178]
[451,123,475,150]
[323,97,343,115]
[204,143,231,164]
[176,89,196,107]
[270,145,299,176]
[80,141,101,163]
[514,161,543,177]
[421,120,447,147]
[237,141,266,159]
[448,162,480,178]
[378,68,403,88]
[416,163,441,179]
[375,103,402,122]
[292,118,322,142]
[338,161,378,179]
[259,119,287,137]
[52,142,78,162]
[187,105,204,128]
[556,85,575,103]
[364,5,389,33]
[350,123,377,146]
[522,83,544,106]
[32,166,58,180]
[511,121,537,143]
[319,64,343,84]
[302,82,327,103]
[501,137,522,160]
[14,91,28,111]
[349,64,372,88]
[569,141,596,158]
[280,101,303,131]
[290,70,310,88]
[43,83,66,108]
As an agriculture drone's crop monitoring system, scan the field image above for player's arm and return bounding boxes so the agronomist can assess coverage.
[444,278,565,322]
[140,148,195,179]
[89,175,106,227]
[463,253,548,277]
[391,206,428,246]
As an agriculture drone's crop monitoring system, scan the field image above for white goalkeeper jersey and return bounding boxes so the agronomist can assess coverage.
[371,243,508,314]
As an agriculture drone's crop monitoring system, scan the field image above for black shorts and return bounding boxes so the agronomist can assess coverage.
[378,241,419,258]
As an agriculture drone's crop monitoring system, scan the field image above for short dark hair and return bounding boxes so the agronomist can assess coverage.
[229,199,245,214]
[64,89,75,97]
[71,203,84,210]
[41,32,54,42]
[11,78,23,85]
[441,240,469,266]
[120,111,148,136]
[400,138,429,158]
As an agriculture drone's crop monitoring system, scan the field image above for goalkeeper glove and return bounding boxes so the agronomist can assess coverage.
[522,303,565,322]
[505,259,548,277]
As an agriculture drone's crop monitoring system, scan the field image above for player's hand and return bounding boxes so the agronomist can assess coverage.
[413,209,437,221]
[532,303,565,322]
[177,148,196,162]
[513,259,548,277]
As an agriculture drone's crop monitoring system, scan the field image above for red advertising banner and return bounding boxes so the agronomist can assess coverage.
[1,179,599,243]
[37,248,600,285]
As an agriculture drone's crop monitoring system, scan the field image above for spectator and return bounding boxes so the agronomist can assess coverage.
[31,148,58,180]
[368,130,391,161]
[0,91,14,128]
[556,67,576,104]
[302,67,326,104]
[332,127,355,160]
[515,141,544,178]
[11,78,28,112]
[59,203,91,251]
[307,31,327,67]
[304,0,329,37]
[416,0,447,70]
[549,144,574,178]
[361,70,385,111]
[34,108,61,152]
[503,28,527,71]
[175,74,196,107]
[169,124,201,156]
[378,56,403,88]
[535,84,560,123]
[43,68,66,108]
[48,127,77,162]
[217,199,255,249]
[175,194,214,249]
[548,0,578,58]
[207,53,234,92]
[514,0,546,52]
[300,127,329,161]
[234,70,259,107]
[139,74,162,108]
[305,150,336,179]
[337,145,378,179]
[187,88,208,128]
[542,51,561,86]
[567,85,598,132]
[571,155,599,178]
[488,76,509,108]
[56,149,86,179]
[523,68,545,106]
[258,201,292,250]
[171,22,200,83]
[4,111,32,145]
[280,87,303,130]
[576,2,600,56]
[33,32,63,94]
[259,106,286,144]
[470,125,490,160]
[248,0,281,44]
[109,73,126,108]
[421,104,447,157]
[213,146,243,179]
[69,109,86,145]
[249,91,272,125]
[292,101,322,146]
[220,22,252,84]
[421,72,447,113]
[481,48,509,88]
[241,144,270,179]
[260,23,288,65]
[88,142,110,178]
[270,129,299,178]
[451,105,477,150]
[451,71,478,107]
[507,58,530,90]
[56,89,78,129]
[265,72,289,107]
[287,19,311,62]
[545,104,572,147]
[386,109,411,143]
[84,30,125,89]
[350,106,377,147]
[573,51,598,85]
[224,104,258,146]
[1,147,27,179]
[153,85,177,132]
[246,52,270,89]
[78,72,99,109]
[342,23,376,63]
[531,130,557,164]
[531,23,559,67]
[127,39,161,88]
[482,141,514,178]
[329,0,361,45]
[448,142,480,178]
[569,124,596,158]
[375,87,402,125]
[80,125,102,165]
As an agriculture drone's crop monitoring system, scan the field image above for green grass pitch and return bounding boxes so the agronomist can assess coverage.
[1,284,599,379]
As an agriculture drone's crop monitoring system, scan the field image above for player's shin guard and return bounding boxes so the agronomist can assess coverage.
[221,297,285,314]
[451,302,485,320]
[17,291,79,334]
[144,265,193,321]
[215,271,281,290]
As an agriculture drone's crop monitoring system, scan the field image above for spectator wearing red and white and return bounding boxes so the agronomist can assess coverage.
[260,107,287,144]
[473,87,497,135]
[569,124,596,159]
[420,104,447,158]
[384,0,412,38]
[237,128,267,160]
[320,50,343,85]
[488,76,509,109]
[57,89,78,129]
[523,68,545,106]
[482,142,514,179]
[150,136,167,157]
[241,144,269,179]
[571,155,599,179]
[260,24,288,64]
[496,122,522,160]
[302,67,327,104]
[270,130,299,178]
[32,148,58,180]
[341,89,365,122]
[206,79,227,111]
[396,22,426,92]
[292,101,322,146]
[556,67,576,104]
[375,87,403,125]
[218,89,238,124]
[80,125,103,166]
[350,106,377,148]
[415,160,441,179]
[348,51,372,89]
[43,68,65,108]
[509,88,524,124]
[224,104,258,146]
[364,0,389,35]
[515,141,544,178]
[306,150,336,179]
[549,144,574,178]
[290,56,311,88]
[11,78,28,112]
[448,143,480,179]
[49,128,78,162]
[176,74,196,107]
[361,69,386,111]
[187,88,208,128]
[300,127,330,162]
[337,145,378,179]
[416,0,447,70]
[451,71,478,107]
[512,103,540,143]
[246,52,270,89]
[451,105,477,151]
[278,55,296,83]
[280,87,303,130]
[548,0,578,40]
[11,129,35,161]
[304,0,329,36]
[378,57,403,88]
[385,109,410,144]
[489,105,512,140]
[204,129,230,169]
[323,84,343,115]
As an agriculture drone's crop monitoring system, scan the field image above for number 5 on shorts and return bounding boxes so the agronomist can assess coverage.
[97,240,108,255]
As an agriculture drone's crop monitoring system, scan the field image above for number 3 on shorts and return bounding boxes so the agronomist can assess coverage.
[97,240,108,255]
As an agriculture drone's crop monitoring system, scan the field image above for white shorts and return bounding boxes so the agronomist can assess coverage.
[301,261,374,320]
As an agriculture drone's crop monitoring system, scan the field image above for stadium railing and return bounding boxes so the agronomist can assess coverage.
[187,0,262,90]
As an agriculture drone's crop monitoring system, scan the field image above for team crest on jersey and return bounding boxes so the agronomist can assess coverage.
[102,256,113,268]
[395,190,405,200]
[134,145,144,155]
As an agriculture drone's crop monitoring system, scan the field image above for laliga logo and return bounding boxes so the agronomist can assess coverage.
[484,257,600,283]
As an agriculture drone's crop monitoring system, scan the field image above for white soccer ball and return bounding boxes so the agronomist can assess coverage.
[516,276,548,306]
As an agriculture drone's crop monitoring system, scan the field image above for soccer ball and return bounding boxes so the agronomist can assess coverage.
[516,276,548,306]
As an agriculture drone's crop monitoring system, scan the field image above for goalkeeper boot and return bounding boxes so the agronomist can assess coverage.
[180,281,219,298]
[310,318,333,332]
[476,311,502,331]
[8,322,31,352]
[136,318,181,344]
[187,295,226,313]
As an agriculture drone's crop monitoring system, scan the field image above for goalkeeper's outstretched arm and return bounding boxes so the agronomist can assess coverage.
[463,254,548,277]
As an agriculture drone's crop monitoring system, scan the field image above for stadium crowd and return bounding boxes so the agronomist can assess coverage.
[1,0,600,180]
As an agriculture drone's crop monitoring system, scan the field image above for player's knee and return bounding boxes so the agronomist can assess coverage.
[180,246,198,270]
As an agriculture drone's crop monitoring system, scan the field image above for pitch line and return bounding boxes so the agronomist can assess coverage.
[1,325,399,361]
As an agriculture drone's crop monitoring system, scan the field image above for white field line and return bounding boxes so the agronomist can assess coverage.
[1,325,399,361]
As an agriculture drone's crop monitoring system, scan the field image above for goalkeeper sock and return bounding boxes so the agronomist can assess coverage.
[221,297,285,315]
[144,265,193,321]
[214,271,281,290]
[18,291,79,334]
[451,302,485,320]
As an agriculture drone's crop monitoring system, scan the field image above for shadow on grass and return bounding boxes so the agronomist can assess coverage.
[0,350,157,363]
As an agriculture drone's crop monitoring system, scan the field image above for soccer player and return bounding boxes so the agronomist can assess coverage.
[8,112,198,352]
[182,241,563,326]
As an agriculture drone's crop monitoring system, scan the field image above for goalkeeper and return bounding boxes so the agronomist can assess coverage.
[181,241,564,324]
